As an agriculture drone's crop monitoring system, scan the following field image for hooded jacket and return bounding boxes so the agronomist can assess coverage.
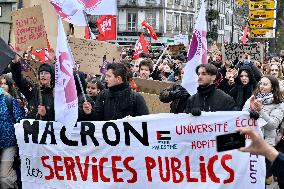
[11,62,55,121]
[229,66,257,110]
[0,88,25,149]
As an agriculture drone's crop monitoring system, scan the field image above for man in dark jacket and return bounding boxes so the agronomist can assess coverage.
[160,67,190,113]
[93,63,149,121]
[184,64,236,115]
[11,61,55,121]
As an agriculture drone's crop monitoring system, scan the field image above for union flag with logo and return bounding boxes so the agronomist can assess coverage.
[96,15,116,41]
[133,33,149,60]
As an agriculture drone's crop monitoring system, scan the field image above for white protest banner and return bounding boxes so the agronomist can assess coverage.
[174,34,189,46]
[15,112,265,189]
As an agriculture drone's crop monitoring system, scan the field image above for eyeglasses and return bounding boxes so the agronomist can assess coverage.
[39,71,50,76]
[271,69,279,71]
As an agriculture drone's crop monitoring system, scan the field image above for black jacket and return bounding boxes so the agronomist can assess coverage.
[93,82,149,121]
[159,83,190,113]
[77,94,96,121]
[229,66,257,111]
[11,62,55,121]
[271,152,284,183]
[235,61,262,82]
[184,84,236,113]
[218,78,236,95]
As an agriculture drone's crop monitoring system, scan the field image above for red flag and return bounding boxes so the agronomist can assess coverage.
[241,23,249,44]
[84,26,91,39]
[133,33,149,60]
[96,15,116,41]
[32,37,52,62]
[141,20,157,40]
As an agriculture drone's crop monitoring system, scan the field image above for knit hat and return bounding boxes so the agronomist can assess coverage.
[38,63,55,87]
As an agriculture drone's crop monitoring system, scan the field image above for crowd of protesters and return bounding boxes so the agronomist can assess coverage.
[0,46,284,189]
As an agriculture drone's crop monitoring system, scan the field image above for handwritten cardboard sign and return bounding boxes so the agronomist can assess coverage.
[134,78,174,95]
[68,37,121,75]
[12,5,47,52]
[140,92,171,113]
[222,43,264,63]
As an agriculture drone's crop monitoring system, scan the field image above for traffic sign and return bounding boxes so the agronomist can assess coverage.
[250,19,276,29]
[250,1,276,10]
[250,29,275,38]
[250,10,276,19]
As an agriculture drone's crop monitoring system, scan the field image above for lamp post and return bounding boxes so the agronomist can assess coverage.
[230,0,234,43]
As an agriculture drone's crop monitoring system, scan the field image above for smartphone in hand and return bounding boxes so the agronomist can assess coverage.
[216,132,245,152]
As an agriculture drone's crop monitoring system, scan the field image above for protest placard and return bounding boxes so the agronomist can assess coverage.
[68,37,121,75]
[134,78,174,95]
[15,112,265,189]
[12,5,47,52]
[222,43,264,63]
[168,44,186,55]
[140,92,170,113]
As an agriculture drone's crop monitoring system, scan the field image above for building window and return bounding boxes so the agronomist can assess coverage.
[168,0,173,5]
[182,0,187,6]
[173,14,180,31]
[166,13,172,30]
[188,16,194,31]
[127,0,137,5]
[145,11,156,29]
[181,15,187,32]
[175,0,181,5]
[188,0,194,7]
[218,2,225,14]
[218,18,224,30]
[225,12,230,25]
[0,7,2,17]
[127,12,137,31]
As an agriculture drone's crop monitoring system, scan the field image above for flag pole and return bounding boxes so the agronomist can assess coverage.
[152,44,169,74]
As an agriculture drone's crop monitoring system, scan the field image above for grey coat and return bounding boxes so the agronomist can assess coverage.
[243,97,284,146]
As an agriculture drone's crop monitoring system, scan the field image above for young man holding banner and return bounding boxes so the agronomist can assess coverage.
[185,63,236,115]
[93,63,149,121]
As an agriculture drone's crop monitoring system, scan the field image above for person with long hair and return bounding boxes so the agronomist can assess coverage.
[267,63,284,92]
[0,75,25,189]
[229,65,257,110]
[242,75,284,186]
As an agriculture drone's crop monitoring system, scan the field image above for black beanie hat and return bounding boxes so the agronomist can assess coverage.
[38,63,55,87]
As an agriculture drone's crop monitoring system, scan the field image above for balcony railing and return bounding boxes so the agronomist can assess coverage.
[118,24,163,33]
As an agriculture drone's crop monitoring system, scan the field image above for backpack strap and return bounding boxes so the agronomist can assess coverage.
[5,95,13,114]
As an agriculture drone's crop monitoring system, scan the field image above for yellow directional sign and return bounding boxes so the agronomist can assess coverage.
[250,1,276,10]
[250,19,276,29]
[250,29,275,38]
[250,10,276,19]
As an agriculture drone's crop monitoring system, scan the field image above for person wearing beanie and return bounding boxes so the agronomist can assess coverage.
[11,60,55,121]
